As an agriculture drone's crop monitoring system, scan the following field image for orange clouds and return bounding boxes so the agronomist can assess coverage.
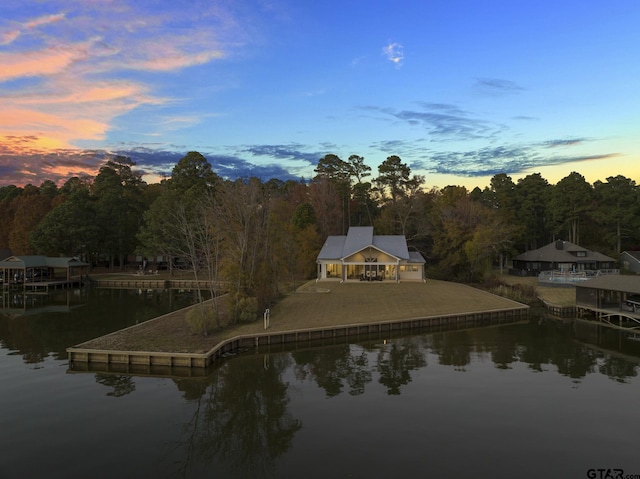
[0,46,89,82]
[0,2,239,183]
[0,1,254,187]
[136,50,225,72]
[0,135,105,186]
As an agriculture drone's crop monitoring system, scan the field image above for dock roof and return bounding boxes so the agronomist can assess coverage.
[576,276,640,295]
[0,255,88,269]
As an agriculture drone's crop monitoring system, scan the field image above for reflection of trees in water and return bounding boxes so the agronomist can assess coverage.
[431,331,472,371]
[292,344,372,397]
[0,288,205,365]
[94,373,136,397]
[598,356,638,383]
[292,339,430,396]
[377,338,428,395]
[167,353,302,479]
[290,323,640,397]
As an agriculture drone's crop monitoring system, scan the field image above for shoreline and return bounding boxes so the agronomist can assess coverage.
[68,279,530,370]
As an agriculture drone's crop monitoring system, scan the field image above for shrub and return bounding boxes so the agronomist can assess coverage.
[185,305,218,336]
[229,295,258,323]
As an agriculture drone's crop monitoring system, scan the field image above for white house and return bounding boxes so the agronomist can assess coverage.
[316,226,425,282]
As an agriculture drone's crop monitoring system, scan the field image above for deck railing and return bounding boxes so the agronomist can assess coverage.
[538,269,620,285]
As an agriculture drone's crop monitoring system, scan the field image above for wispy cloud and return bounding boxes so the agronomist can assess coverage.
[0,12,66,45]
[362,103,500,141]
[382,42,404,66]
[474,77,525,96]
[540,138,587,148]
[409,141,619,179]
[242,143,321,166]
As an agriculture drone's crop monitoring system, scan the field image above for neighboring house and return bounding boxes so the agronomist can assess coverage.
[620,251,640,275]
[316,226,425,282]
[511,240,616,277]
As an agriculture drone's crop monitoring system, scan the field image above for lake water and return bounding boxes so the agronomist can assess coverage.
[1,287,639,479]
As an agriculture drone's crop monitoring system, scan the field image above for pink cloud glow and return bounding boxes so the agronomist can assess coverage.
[24,13,66,30]
[0,3,243,186]
[0,46,87,81]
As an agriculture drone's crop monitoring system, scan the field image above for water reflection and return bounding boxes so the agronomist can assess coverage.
[95,373,137,397]
[143,318,640,477]
[0,288,205,364]
[1,288,88,316]
[166,354,302,478]
[292,344,373,397]
[3,306,640,478]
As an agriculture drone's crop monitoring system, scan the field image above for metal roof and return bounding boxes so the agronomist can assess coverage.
[317,227,424,263]
[0,255,89,269]
[575,275,640,295]
[317,236,348,260]
[342,226,374,257]
[408,251,426,263]
[372,235,410,259]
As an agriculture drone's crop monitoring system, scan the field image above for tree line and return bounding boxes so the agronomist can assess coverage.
[1,151,639,324]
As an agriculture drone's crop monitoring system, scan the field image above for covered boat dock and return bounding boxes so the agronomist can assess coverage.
[0,255,89,291]
[575,275,640,329]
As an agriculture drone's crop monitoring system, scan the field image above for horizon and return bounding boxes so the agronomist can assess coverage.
[0,152,634,193]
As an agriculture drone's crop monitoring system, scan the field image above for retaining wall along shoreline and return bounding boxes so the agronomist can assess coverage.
[67,305,529,374]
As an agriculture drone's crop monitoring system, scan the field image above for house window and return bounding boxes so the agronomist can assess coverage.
[400,265,418,272]
[576,251,586,257]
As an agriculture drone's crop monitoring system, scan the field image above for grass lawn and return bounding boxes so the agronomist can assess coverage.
[77,279,528,353]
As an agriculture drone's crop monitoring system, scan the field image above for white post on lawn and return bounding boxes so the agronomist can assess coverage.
[264,309,270,330]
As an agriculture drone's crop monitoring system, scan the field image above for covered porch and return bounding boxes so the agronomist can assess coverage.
[317,261,401,282]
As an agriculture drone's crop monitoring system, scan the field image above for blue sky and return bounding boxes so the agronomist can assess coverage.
[1,0,638,189]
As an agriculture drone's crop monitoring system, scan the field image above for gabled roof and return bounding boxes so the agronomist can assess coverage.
[621,251,640,263]
[317,226,421,262]
[0,255,49,268]
[342,226,374,257]
[514,240,615,264]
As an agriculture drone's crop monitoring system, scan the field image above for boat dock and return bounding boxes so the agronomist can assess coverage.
[3,277,86,292]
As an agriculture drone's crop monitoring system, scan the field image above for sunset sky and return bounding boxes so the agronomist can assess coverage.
[1,0,639,190]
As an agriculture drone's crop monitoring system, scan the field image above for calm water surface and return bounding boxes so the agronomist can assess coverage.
[1,287,639,479]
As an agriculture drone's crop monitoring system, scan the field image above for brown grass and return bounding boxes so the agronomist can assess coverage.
[76,279,526,354]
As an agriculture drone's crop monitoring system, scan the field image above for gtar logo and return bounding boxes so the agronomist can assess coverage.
[587,469,624,479]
